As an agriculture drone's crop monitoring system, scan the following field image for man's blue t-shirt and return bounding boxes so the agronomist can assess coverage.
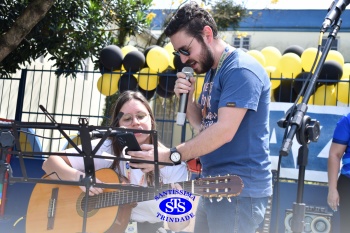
[198,48,272,197]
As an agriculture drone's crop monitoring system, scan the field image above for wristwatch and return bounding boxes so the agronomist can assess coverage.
[170,147,182,165]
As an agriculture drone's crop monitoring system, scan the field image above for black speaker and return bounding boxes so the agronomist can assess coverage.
[284,206,332,233]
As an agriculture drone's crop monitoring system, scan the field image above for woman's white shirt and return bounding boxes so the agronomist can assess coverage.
[66,139,188,223]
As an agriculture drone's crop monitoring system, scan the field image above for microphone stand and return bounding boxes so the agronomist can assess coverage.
[277,18,341,233]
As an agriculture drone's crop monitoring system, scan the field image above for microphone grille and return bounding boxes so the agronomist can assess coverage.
[182,67,193,75]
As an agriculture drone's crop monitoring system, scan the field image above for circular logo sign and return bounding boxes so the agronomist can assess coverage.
[159,197,192,215]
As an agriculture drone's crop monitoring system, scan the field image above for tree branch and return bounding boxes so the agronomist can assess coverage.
[0,0,55,63]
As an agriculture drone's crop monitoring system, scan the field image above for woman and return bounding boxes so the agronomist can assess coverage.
[42,90,189,233]
[327,112,350,233]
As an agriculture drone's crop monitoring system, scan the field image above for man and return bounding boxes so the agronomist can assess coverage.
[130,2,272,233]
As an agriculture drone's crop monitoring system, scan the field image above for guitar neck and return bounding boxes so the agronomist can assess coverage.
[96,180,195,208]
[94,174,243,209]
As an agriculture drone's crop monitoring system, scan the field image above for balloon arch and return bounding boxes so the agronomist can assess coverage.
[97,44,349,105]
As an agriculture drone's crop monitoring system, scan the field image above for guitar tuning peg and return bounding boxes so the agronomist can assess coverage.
[209,197,213,203]
[227,197,231,202]
[217,197,223,202]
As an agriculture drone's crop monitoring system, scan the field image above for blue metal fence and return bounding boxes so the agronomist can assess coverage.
[1,67,349,154]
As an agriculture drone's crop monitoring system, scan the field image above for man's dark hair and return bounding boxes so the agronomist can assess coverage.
[164,1,218,40]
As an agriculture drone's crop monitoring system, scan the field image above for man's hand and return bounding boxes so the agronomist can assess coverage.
[128,144,171,173]
[174,71,195,98]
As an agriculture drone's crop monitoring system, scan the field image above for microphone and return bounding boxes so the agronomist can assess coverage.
[176,67,193,126]
[321,0,350,32]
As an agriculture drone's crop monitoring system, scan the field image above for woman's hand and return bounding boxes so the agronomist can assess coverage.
[75,170,104,196]
[327,188,339,211]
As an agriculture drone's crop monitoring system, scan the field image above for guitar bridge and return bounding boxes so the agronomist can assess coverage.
[47,187,59,230]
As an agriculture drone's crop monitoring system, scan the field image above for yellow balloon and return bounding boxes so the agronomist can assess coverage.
[326,50,344,67]
[297,95,314,105]
[121,45,138,57]
[313,85,336,106]
[342,63,350,80]
[97,71,121,96]
[336,75,350,104]
[195,75,205,99]
[301,47,321,72]
[137,67,158,90]
[261,46,282,67]
[146,46,170,72]
[164,42,175,69]
[247,50,266,67]
[270,88,275,102]
[265,66,282,89]
[277,53,302,78]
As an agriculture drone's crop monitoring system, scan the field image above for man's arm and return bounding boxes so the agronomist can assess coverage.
[185,94,202,133]
[175,106,247,161]
[129,106,247,169]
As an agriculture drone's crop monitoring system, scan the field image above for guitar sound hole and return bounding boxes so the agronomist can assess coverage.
[80,195,97,212]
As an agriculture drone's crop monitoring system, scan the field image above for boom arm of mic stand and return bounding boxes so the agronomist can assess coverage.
[279,19,342,157]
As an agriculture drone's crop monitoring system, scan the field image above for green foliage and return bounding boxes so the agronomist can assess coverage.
[102,0,153,46]
[210,0,248,31]
[156,0,247,46]
[0,0,153,78]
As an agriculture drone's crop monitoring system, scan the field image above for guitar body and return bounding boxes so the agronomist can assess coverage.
[26,169,131,233]
[26,169,244,233]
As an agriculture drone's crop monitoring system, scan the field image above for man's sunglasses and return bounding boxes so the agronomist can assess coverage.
[173,36,195,57]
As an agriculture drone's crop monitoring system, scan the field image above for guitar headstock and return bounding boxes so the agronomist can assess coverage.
[192,175,244,202]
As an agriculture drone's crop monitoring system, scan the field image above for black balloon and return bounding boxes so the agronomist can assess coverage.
[99,60,111,74]
[293,72,316,95]
[138,86,156,100]
[158,69,177,92]
[118,73,138,93]
[283,45,304,57]
[274,79,298,103]
[123,50,145,72]
[156,84,175,98]
[318,60,343,85]
[100,45,123,70]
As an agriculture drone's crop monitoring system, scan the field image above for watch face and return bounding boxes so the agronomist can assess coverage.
[171,152,181,162]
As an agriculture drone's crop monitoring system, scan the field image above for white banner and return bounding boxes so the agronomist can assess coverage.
[270,102,349,183]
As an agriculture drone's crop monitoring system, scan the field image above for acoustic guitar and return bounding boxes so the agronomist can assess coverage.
[26,168,243,233]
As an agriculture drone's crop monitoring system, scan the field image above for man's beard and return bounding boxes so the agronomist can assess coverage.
[191,43,214,74]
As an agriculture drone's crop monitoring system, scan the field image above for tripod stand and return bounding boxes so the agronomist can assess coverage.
[277,17,342,233]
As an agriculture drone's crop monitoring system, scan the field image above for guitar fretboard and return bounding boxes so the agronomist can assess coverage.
[95,189,158,208]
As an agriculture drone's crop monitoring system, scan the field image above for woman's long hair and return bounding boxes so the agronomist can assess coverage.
[109,91,156,185]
